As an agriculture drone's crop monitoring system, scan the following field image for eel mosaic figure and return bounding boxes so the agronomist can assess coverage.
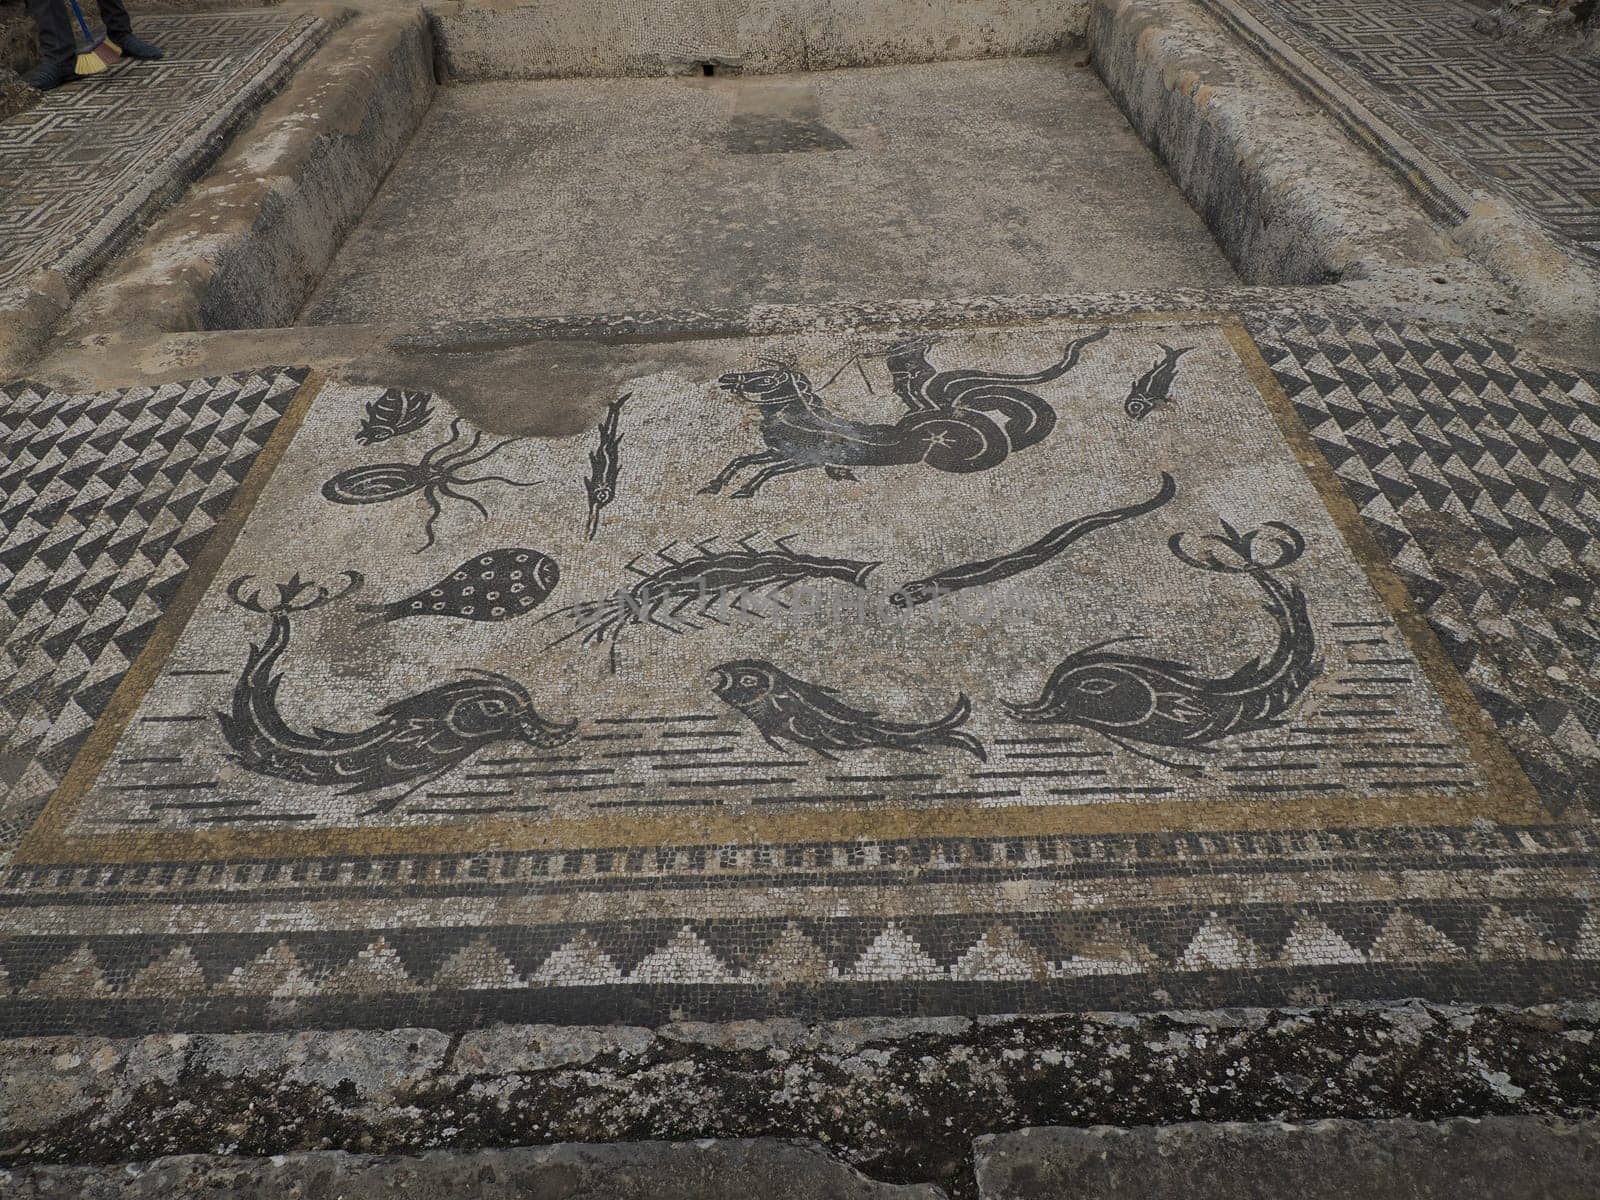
[1005,521,1320,765]
[355,388,436,445]
[356,548,560,626]
[321,418,539,552]
[540,534,880,670]
[218,572,576,813]
[891,473,1177,607]
[701,328,1110,497]
[583,393,629,540]
[711,658,987,762]
[1123,344,1193,421]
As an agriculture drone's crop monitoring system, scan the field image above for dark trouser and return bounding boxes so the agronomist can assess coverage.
[27,0,135,63]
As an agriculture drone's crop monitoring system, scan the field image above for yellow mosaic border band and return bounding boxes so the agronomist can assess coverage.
[15,316,1547,865]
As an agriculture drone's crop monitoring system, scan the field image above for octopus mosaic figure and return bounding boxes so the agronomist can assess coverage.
[219,572,576,813]
[701,327,1110,497]
[321,417,539,551]
[1006,520,1320,768]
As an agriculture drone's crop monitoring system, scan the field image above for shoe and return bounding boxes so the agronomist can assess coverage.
[23,58,78,89]
[117,33,165,60]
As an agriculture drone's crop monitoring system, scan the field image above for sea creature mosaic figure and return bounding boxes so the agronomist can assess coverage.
[321,418,538,552]
[355,388,436,445]
[1005,521,1319,765]
[218,572,576,814]
[1123,344,1193,421]
[583,393,629,540]
[891,473,1177,607]
[540,534,880,670]
[356,548,559,626]
[711,658,987,762]
[702,327,1110,497]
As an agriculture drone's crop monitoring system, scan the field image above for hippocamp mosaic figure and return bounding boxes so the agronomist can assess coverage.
[219,572,576,814]
[891,473,1177,607]
[355,388,436,446]
[1005,521,1319,767]
[583,393,629,540]
[321,418,538,552]
[701,328,1110,497]
[1123,344,1193,421]
[540,534,879,671]
[711,658,987,762]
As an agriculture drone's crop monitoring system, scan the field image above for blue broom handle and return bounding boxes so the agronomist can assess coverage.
[65,0,97,43]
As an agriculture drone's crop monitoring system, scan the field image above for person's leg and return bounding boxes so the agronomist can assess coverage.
[94,0,163,58]
[23,0,78,88]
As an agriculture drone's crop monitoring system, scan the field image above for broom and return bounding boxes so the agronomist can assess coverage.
[66,0,121,75]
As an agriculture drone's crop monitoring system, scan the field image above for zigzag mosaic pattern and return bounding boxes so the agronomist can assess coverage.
[0,13,323,292]
[1249,312,1600,778]
[1230,0,1600,259]
[3,902,1595,999]
[0,372,307,851]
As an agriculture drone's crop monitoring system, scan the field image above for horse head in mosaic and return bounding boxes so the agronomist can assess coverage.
[701,328,1110,498]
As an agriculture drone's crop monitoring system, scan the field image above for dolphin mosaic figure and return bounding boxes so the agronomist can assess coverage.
[1005,521,1320,765]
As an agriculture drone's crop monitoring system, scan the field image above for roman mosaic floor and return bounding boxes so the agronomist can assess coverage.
[0,12,324,296]
[1203,0,1600,260]
[2,308,1597,1034]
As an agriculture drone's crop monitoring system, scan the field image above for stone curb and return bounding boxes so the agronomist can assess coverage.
[0,1139,948,1200]
[1087,0,1534,337]
[4,1001,1599,1191]
[974,1115,1600,1199]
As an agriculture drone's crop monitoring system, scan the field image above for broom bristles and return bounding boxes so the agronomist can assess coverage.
[74,38,120,75]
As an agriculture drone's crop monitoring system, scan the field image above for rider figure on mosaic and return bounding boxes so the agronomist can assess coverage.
[24,0,164,90]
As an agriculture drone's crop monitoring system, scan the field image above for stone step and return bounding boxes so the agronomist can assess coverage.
[975,1116,1600,1200]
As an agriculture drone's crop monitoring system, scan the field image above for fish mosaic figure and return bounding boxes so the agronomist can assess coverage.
[583,393,630,540]
[891,473,1177,607]
[322,418,538,552]
[355,388,437,446]
[702,328,1110,497]
[1005,521,1319,766]
[218,572,576,814]
[1123,344,1193,421]
[540,534,880,671]
[711,658,987,762]
[356,549,559,626]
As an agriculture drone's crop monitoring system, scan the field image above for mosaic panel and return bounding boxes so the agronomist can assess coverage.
[0,13,324,293]
[1202,0,1600,260]
[0,313,1596,1034]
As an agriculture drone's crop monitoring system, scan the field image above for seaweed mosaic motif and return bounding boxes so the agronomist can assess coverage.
[1007,521,1319,763]
[583,394,629,540]
[702,328,1109,497]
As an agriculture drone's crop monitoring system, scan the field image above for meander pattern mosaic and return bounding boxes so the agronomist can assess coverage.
[0,314,1597,1032]
[0,13,325,292]
[1214,0,1600,259]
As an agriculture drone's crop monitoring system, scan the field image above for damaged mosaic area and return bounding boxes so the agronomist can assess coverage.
[0,314,1595,1033]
